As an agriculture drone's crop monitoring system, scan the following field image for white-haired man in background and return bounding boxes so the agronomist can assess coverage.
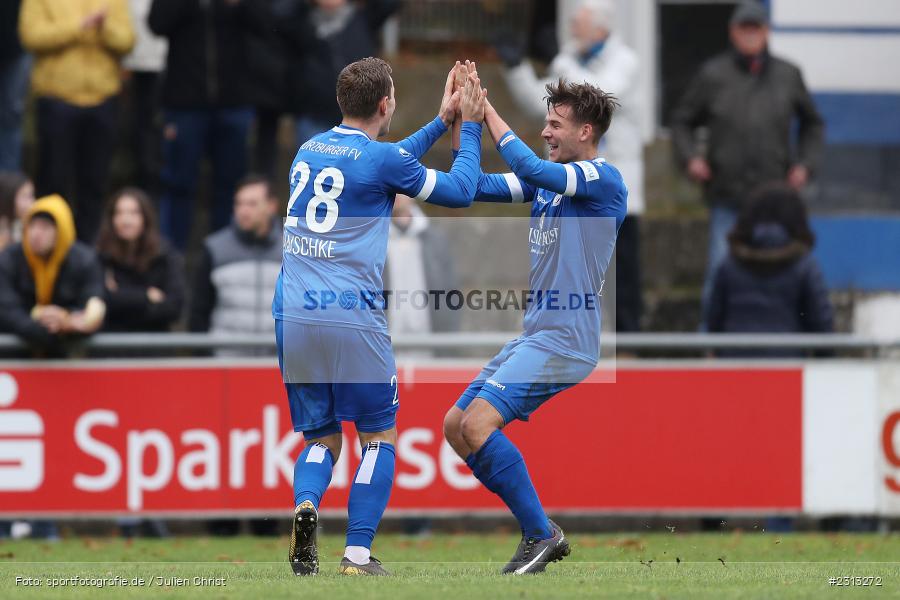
[498,0,644,332]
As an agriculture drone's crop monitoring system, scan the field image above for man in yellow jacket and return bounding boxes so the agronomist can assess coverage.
[19,0,134,244]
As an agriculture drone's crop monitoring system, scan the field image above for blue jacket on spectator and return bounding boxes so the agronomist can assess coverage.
[707,222,835,359]
[706,184,833,356]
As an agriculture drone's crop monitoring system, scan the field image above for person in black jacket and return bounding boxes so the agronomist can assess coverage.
[286,0,400,145]
[706,183,833,355]
[96,187,185,332]
[0,194,106,357]
[148,0,272,250]
[248,0,305,179]
[670,1,824,317]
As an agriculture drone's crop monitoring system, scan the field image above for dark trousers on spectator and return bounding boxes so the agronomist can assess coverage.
[615,215,643,332]
[254,107,281,180]
[701,205,739,329]
[0,53,31,171]
[128,71,163,193]
[36,96,117,244]
[158,107,254,250]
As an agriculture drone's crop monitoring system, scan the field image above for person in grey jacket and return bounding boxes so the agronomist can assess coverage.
[189,174,282,350]
[706,183,833,355]
[670,1,824,315]
[500,0,645,331]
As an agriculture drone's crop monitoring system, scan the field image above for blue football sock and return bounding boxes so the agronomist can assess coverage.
[293,442,335,509]
[466,453,500,494]
[471,430,552,540]
[346,441,396,549]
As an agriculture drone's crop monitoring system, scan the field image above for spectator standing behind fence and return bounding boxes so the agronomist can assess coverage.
[498,0,645,332]
[96,188,184,332]
[287,0,400,145]
[0,172,36,251]
[19,0,135,245]
[123,0,168,192]
[670,1,824,327]
[0,0,31,172]
[189,175,282,352]
[148,0,271,251]
[0,195,106,357]
[248,0,299,179]
[706,183,833,357]
[384,194,461,359]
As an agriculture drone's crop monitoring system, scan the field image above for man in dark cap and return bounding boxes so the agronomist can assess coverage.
[671,0,824,326]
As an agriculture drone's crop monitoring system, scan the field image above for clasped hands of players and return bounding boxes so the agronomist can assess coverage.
[439,60,487,128]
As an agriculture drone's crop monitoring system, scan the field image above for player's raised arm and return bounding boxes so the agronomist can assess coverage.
[447,62,535,204]
[395,63,462,159]
[483,80,622,204]
[483,100,577,197]
[383,73,485,208]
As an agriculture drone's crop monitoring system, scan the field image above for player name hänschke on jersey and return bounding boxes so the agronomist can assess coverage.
[474,130,628,366]
[272,117,483,334]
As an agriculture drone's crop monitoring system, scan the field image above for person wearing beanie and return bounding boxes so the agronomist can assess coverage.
[0,194,106,355]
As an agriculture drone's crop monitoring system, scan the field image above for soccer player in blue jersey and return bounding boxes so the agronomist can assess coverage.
[443,73,627,574]
[274,57,486,576]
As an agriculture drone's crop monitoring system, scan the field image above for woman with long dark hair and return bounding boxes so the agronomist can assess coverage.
[96,188,184,331]
[0,171,35,251]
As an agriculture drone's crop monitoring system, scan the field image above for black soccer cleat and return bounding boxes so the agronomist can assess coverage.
[289,500,319,576]
[339,555,390,576]
[501,519,570,575]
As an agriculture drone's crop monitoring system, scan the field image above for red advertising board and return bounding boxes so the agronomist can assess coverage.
[0,364,802,515]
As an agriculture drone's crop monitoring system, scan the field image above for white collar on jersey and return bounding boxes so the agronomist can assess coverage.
[332,125,371,139]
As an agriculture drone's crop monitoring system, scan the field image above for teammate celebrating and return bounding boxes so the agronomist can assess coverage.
[444,72,627,574]
[274,58,486,576]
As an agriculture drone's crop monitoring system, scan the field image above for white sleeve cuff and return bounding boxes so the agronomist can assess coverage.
[414,169,437,201]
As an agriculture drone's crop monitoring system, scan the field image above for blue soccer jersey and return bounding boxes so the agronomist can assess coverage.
[473,131,627,364]
[272,117,483,333]
[454,130,626,423]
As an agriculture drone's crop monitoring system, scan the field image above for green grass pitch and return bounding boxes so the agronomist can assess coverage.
[2,532,900,598]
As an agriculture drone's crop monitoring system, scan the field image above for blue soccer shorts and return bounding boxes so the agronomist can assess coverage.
[455,336,595,424]
[276,319,399,438]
